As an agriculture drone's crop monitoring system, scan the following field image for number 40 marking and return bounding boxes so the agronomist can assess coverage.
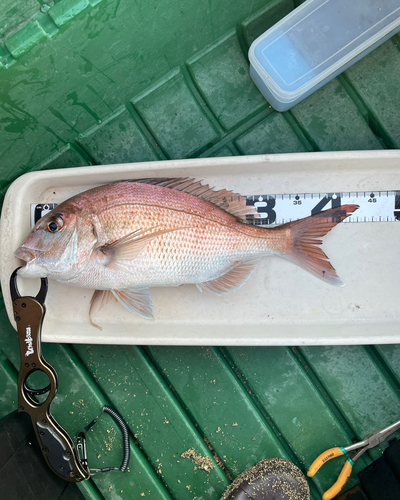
[311,193,341,215]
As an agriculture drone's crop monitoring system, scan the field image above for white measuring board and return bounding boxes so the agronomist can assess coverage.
[1,151,400,346]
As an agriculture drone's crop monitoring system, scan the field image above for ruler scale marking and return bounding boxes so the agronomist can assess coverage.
[243,190,399,225]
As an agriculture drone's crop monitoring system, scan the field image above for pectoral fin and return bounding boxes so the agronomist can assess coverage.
[100,227,187,268]
[197,260,260,295]
[112,287,154,319]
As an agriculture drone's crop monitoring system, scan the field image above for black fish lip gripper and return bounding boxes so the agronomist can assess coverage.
[10,268,130,482]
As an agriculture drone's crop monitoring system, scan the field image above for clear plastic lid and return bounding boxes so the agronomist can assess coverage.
[249,0,400,100]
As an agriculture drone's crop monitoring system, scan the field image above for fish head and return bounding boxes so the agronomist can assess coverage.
[15,205,97,280]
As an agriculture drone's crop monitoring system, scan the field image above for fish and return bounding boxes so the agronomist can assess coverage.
[14,178,358,329]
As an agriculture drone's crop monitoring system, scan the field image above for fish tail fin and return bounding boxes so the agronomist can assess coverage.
[282,204,358,286]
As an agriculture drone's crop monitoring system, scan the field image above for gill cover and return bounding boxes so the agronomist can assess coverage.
[15,210,98,281]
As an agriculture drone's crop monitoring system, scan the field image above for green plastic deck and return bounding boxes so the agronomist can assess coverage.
[1,1,400,499]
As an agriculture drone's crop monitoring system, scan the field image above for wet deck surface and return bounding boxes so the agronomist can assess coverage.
[1,1,400,499]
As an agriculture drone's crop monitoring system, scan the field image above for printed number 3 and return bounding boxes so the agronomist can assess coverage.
[257,198,277,224]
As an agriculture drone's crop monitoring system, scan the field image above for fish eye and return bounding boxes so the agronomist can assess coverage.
[45,215,64,233]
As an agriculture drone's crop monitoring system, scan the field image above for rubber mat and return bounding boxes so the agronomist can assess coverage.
[0,1,400,500]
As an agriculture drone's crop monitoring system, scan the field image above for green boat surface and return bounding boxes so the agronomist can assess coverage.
[0,1,400,499]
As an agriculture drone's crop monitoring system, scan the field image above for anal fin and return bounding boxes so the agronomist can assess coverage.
[197,260,259,295]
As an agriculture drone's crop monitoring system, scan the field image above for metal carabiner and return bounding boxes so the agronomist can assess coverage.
[76,405,130,475]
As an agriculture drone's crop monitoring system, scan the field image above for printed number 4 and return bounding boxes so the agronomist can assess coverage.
[311,193,341,215]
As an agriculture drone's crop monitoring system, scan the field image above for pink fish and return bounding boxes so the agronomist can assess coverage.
[14,178,358,328]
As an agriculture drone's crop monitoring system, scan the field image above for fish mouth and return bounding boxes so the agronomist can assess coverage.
[14,246,47,278]
[17,264,47,278]
[14,246,37,263]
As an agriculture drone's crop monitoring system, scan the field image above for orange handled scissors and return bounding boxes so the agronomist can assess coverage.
[307,419,400,500]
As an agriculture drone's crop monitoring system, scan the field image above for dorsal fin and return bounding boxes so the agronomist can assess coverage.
[131,177,260,223]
